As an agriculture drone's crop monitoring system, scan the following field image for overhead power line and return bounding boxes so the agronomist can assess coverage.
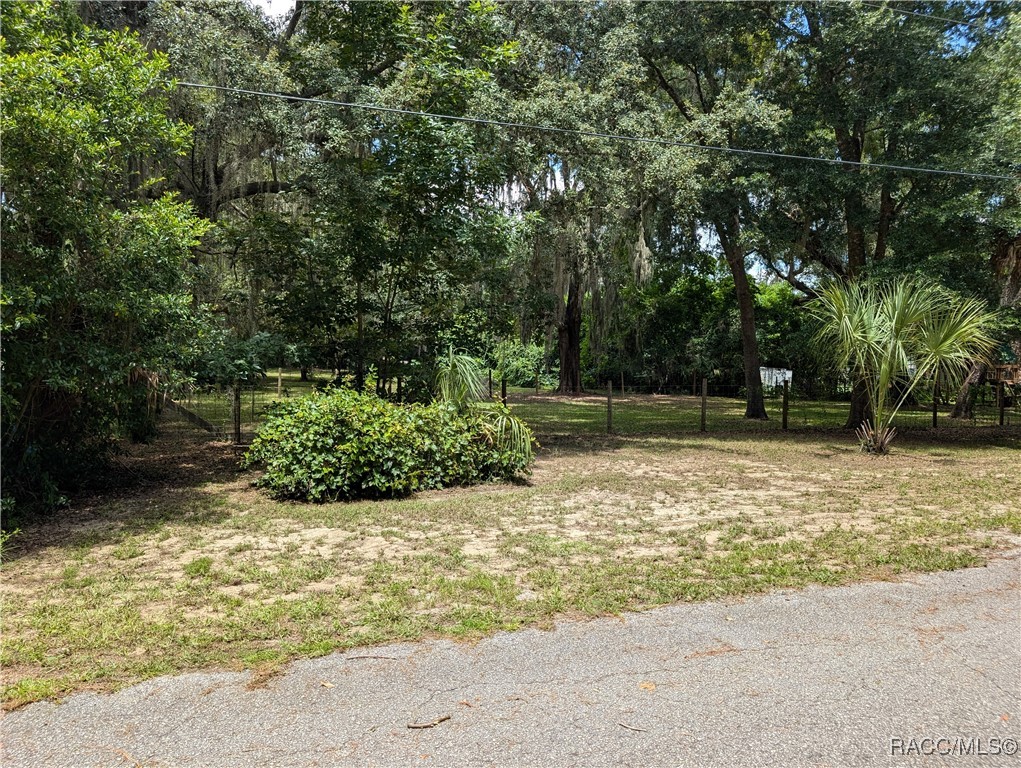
[176,81,1015,182]
[859,1,985,29]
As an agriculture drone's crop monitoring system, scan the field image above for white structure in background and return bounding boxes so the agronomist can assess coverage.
[759,367,793,389]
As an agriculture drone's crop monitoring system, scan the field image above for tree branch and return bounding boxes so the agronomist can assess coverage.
[220,180,294,204]
[282,0,304,43]
[642,55,694,122]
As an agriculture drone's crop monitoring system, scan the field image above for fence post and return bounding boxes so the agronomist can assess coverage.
[607,380,613,434]
[277,367,282,397]
[250,384,255,423]
[232,382,242,445]
[501,377,507,407]
[488,369,493,398]
[782,379,789,432]
[535,370,540,395]
[931,380,939,429]
[700,377,708,432]
[620,371,625,395]
[998,382,1005,426]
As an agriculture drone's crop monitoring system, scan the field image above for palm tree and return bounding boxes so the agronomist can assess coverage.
[812,280,998,454]
[434,347,535,464]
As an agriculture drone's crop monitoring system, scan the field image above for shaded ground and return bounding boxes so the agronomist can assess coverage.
[2,552,1019,767]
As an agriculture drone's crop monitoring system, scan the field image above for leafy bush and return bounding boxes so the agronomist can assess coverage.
[244,388,533,502]
[1,4,210,513]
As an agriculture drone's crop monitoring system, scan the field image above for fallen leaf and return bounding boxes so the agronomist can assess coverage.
[320,681,334,688]
[639,681,656,691]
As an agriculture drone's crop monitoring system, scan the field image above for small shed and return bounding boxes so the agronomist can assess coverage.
[759,367,793,389]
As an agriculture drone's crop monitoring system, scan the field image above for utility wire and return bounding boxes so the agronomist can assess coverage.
[176,81,1015,182]
[859,1,985,29]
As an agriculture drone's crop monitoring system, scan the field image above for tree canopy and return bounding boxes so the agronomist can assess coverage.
[2,0,1018,512]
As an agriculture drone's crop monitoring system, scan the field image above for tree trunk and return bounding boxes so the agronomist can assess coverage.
[951,235,1021,419]
[558,276,583,394]
[355,279,365,392]
[951,362,987,420]
[844,379,873,430]
[717,216,767,420]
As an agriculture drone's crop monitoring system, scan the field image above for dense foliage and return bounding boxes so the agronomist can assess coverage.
[3,0,1018,513]
[244,388,534,502]
[0,2,209,512]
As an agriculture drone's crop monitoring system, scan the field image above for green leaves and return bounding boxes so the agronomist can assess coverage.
[244,387,534,503]
[1,2,210,509]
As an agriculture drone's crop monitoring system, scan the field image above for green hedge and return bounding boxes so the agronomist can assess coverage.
[243,388,533,502]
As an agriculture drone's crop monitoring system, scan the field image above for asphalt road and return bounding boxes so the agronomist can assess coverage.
[3,552,1020,768]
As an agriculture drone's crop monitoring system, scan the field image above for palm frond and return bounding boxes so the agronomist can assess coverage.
[434,346,488,409]
[810,278,999,453]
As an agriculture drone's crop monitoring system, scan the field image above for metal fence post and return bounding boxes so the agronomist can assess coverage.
[501,377,507,407]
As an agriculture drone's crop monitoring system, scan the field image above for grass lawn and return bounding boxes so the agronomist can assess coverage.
[2,409,1019,709]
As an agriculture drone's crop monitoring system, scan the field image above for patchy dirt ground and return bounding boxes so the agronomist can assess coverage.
[2,418,1019,708]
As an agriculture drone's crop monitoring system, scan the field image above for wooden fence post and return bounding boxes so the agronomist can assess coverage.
[277,367,282,397]
[232,382,242,445]
[535,370,540,395]
[700,377,708,432]
[782,379,789,432]
[607,380,613,434]
[501,377,507,407]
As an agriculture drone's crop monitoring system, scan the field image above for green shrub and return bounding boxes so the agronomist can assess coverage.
[244,388,533,502]
[492,340,557,388]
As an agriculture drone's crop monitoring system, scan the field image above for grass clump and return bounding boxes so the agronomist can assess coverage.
[244,388,534,502]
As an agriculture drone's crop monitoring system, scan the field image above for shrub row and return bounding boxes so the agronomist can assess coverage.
[243,388,533,502]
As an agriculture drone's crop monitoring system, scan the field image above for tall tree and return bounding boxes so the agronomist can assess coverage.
[638,1,778,418]
[288,0,521,392]
[765,1,1010,427]
[502,1,660,393]
[1,1,210,510]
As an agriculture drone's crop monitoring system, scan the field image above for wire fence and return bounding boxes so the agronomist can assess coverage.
[504,381,1017,438]
[164,371,1019,443]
